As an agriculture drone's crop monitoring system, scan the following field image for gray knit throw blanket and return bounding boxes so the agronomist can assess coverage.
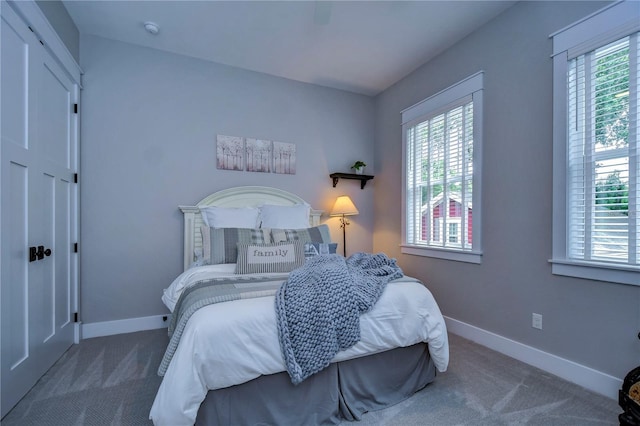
[275,252,404,385]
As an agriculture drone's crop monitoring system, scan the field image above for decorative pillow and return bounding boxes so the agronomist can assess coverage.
[271,224,332,244]
[304,242,338,259]
[259,204,311,229]
[201,226,270,264]
[235,241,305,274]
[199,206,260,228]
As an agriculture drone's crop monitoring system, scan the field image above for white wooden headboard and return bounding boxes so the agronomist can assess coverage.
[179,186,322,271]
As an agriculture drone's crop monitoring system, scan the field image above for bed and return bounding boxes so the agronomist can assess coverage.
[149,186,449,425]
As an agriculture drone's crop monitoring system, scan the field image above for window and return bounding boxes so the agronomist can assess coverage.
[401,72,483,263]
[551,1,639,285]
[449,223,459,243]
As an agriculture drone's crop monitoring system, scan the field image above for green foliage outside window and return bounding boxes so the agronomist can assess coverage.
[595,44,629,149]
[595,171,629,215]
[593,41,630,213]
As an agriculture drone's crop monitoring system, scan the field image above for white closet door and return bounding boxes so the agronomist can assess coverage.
[1,2,77,417]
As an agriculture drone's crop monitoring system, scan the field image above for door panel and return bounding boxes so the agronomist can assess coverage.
[1,2,77,418]
[37,41,75,353]
[40,173,56,343]
[0,9,28,150]
[41,62,71,169]
[4,162,29,368]
[1,5,39,415]
[56,178,72,330]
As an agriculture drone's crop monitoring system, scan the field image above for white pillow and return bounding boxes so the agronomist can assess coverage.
[259,204,310,229]
[199,206,260,228]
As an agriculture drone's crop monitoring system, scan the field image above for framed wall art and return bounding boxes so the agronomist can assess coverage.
[216,134,296,175]
[273,141,296,175]
[216,135,244,171]
[246,138,272,173]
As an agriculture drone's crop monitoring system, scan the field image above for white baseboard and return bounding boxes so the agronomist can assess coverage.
[81,315,168,339]
[444,316,622,400]
[74,323,81,344]
[79,313,623,400]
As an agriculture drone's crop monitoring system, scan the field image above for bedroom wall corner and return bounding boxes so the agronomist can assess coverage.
[35,0,80,63]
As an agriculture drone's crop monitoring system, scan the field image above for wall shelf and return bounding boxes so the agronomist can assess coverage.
[330,173,374,189]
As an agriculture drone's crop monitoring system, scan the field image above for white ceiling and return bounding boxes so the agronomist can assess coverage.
[63,1,516,96]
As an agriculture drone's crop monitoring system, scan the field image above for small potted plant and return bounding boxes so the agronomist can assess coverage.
[350,161,367,175]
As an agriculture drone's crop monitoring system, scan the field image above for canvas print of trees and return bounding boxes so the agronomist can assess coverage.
[216,135,296,174]
[216,135,244,171]
[273,141,296,174]
[246,139,272,173]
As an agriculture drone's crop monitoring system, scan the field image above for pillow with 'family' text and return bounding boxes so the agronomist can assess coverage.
[235,241,305,274]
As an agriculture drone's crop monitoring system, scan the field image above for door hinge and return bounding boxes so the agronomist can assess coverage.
[73,312,78,323]
[74,103,78,114]
[73,242,78,253]
[74,173,78,183]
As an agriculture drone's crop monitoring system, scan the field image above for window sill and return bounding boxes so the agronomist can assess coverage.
[550,259,639,286]
[401,245,482,264]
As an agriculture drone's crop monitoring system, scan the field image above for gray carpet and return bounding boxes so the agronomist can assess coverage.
[1,330,621,425]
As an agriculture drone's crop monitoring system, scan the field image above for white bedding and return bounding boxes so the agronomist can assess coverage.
[151,267,449,426]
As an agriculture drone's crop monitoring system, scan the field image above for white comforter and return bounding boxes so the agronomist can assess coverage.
[150,266,449,426]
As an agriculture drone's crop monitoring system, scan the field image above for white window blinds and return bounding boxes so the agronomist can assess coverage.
[406,97,475,251]
[402,72,483,263]
[567,33,639,267]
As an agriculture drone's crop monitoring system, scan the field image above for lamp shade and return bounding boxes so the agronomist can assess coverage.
[330,195,359,216]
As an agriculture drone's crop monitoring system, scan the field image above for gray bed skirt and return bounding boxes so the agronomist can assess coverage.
[195,343,436,425]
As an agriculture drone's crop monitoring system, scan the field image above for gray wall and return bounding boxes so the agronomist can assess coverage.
[36,0,79,62]
[373,1,640,380]
[79,35,375,323]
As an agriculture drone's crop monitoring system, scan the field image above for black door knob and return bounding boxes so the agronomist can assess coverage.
[35,246,52,260]
[29,246,52,262]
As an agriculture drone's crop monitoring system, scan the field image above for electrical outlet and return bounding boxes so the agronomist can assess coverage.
[532,313,543,330]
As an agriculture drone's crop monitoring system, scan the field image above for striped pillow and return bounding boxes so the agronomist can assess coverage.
[235,241,305,274]
[270,224,332,244]
[201,226,271,264]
